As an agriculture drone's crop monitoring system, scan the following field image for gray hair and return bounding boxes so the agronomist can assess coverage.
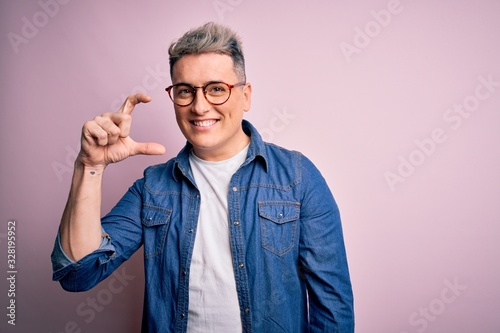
[168,22,246,81]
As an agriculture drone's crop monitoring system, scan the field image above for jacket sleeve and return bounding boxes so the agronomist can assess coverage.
[298,154,355,333]
[51,177,145,292]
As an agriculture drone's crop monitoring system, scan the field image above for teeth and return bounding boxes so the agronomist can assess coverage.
[193,120,217,127]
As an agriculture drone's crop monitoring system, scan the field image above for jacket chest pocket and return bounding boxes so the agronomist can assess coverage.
[141,205,172,259]
[259,201,300,256]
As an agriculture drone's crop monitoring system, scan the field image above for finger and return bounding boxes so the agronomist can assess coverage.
[118,93,152,115]
[82,120,110,147]
[132,142,166,156]
[93,115,122,144]
[98,112,132,139]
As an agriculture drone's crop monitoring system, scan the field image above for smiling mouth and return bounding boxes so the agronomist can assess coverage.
[191,120,219,127]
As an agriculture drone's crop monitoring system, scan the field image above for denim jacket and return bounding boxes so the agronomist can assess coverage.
[52,120,354,332]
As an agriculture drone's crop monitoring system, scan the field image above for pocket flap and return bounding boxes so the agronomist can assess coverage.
[258,201,300,224]
[141,206,172,227]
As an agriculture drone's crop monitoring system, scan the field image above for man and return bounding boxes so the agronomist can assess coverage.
[52,22,354,332]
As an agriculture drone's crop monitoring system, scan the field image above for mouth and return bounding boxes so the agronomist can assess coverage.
[190,119,219,127]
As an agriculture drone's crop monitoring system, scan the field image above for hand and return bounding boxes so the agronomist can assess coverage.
[77,93,165,169]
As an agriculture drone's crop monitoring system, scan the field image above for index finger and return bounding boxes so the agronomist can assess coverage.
[118,93,152,115]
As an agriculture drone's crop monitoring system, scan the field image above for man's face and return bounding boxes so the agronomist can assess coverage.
[171,53,252,161]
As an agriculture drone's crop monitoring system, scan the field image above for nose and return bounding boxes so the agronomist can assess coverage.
[190,88,211,115]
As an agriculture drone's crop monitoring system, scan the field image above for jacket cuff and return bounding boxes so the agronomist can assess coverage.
[51,227,116,281]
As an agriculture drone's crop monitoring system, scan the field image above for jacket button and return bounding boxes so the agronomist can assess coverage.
[233,221,239,226]
[232,187,238,192]
[239,263,244,268]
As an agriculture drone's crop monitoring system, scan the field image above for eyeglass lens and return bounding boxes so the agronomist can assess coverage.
[171,82,231,106]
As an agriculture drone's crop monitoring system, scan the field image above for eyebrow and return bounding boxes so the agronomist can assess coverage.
[173,80,225,87]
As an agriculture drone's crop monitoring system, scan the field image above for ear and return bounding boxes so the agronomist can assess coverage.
[242,83,252,112]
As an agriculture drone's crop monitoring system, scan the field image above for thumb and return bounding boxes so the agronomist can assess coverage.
[132,142,166,156]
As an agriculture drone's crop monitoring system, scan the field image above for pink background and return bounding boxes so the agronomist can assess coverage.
[1,1,499,332]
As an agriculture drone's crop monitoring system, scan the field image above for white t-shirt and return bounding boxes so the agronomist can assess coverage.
[186,145,249,333]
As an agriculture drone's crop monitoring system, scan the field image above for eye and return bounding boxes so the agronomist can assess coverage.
[174,85,194,97]
[206,83,228,95]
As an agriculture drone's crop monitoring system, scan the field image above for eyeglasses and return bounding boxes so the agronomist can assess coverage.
[165,81,246,107]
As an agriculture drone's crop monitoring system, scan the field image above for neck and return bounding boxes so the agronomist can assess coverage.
[193,131,250,162]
